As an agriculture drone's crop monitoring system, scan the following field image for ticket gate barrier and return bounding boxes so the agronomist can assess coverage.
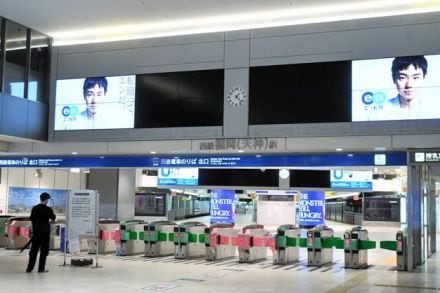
[273,224,301,265]
[238,224,272,263]
[307,225,338,267]
[144,221,177,257]
[205,223,238,261]
[87,220,120,254]
[342,226,376,269]
[5,217,32,250]
[380,230,407,271]
[0,216,13,247]
[49,220,65,250]
[116,220,145,256]
[174,221,207,259]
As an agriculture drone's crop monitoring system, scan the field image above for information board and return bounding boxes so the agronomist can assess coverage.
[67,190,98,239]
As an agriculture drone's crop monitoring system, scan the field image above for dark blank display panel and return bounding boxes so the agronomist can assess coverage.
[289,170,330,188]
[198,169,279,187]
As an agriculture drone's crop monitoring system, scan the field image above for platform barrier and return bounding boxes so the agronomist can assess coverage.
[87,219,120,254]
[5,217,32,249]
[273,224,301,265]
[205,223,238,261]
[174,221,207,259]
[380,230,406,271]
[116,220,145,256]
[0,216,13,247]
[238,224,272,263]
[341,226,376,269]
[144,221,177,257]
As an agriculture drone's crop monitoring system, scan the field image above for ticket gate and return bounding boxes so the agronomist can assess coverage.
[116,220,145,256]
[0,216,13,247]
[238,224,271,263]
[5,217,32,250]
[380,230,407,271]
[49,220,65,250]
[174,221,207,259]
[205,223,238,261]
[144,221,177,257]
[273,224,301,265]
[343,226,376,269]
[88,220,120,254]
[307,225,334,267]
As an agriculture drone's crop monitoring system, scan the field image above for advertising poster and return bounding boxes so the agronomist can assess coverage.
[352,54,440,121]
[8,187,67,215]
[298,191,325,227]
[210,189,235,224]
[158,168,198,186]
[54,75,135,130]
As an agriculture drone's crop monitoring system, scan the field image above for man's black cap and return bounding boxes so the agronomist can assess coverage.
[40,192,51,201]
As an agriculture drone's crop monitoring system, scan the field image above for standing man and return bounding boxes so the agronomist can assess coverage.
[26,192,56,273]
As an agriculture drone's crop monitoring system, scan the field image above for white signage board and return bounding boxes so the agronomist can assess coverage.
[67,190,98,240]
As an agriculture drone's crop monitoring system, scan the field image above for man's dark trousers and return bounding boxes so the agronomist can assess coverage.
[26,233,50,272]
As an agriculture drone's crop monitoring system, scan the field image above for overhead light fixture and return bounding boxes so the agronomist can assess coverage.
[374,147,387,151]
[238,150,244,153]
[70,168,80,173]
[150,151,157,154]
[71,152,78,155]
[336,148,343,152]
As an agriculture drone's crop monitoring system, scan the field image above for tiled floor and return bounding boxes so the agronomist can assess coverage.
[0,217,438,293]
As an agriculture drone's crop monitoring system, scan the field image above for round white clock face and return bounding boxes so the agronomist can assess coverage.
[227,86,247,107]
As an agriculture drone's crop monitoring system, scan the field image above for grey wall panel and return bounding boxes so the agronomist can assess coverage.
[223,68,249,137]
[52,126,222,142]
[89,169,118,219]
[225,30,251,41]
[1,94,28,138]
[117,169,136,220]
[225,39,250,69]
[57,42,224,78]
[26,101,48,140]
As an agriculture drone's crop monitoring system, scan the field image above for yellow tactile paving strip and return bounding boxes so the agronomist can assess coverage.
[325,272,369,293]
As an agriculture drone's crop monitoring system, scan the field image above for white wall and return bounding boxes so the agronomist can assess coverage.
[0,167,87,215]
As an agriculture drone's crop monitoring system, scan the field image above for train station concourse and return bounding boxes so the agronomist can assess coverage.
[1,1,440,292]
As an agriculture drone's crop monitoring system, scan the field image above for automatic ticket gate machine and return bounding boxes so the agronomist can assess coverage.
[343,226,376,269]
[205,223,238,261]
[0,216,13,247]
[380,230,407,271]
[87,219,120,254]
[116,220,145,256]
[238,224,271,263]
[5,217,32,250]
[49,220,65,250]
[273,224,301,265]
[307,225,335,267]
[144,221,177,257]
[174,221,207,259]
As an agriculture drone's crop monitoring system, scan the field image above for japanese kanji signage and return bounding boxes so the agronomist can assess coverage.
[195,138,284,152]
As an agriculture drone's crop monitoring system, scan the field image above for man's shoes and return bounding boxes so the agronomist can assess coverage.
[26,269,32,273]
[38,269,49,273]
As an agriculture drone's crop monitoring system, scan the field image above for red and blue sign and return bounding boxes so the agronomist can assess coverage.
[210,189,235,224]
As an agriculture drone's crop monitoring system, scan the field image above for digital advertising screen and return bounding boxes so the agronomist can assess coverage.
[352,54,440,121]
[54,75,136,130]
[157,168,199,186]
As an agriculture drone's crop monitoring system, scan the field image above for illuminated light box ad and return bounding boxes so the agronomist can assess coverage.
[210,189,235,224]
[298,191,325,227]
[158,168,198,186]
[330,170,373,189]
[54,75,135,130]
[352,55,440,121]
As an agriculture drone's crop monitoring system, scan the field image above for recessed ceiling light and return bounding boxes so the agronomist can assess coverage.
[336,148,343,152]
[238,150,244,153]
[374,147,387,151]
[71,152,78,155]
[150,151,157,154]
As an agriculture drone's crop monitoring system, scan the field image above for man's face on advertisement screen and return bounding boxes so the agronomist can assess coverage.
[394,64,425,104]
[84,84,105,115]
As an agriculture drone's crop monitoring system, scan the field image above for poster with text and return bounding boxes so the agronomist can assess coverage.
[210,189,235,224]
[298,191,325,227]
